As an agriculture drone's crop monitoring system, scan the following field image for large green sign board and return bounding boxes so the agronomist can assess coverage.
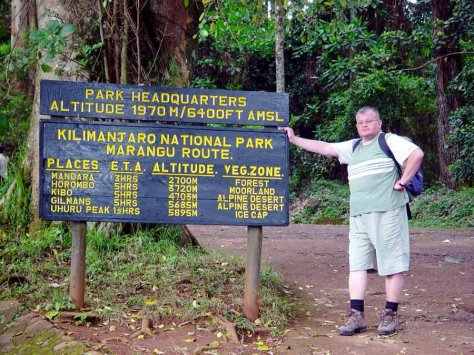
[40,120,289,226]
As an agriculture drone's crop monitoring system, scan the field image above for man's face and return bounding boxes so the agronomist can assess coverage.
[355,111,382,141]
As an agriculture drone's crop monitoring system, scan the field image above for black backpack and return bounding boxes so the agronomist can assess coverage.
[352,133,424,219]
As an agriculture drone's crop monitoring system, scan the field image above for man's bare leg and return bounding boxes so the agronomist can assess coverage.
[349,270,368,299]
[385,272,404,302]
[338,270,369,335]
[378,272,404,335]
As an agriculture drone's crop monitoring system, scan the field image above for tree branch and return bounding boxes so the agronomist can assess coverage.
[398,51,474,72]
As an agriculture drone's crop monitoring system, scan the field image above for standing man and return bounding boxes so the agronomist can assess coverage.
[0,144,7,184]
[281,106,424,336]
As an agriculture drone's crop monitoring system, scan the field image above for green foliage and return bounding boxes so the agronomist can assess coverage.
[448,107,474,185]
[0,91,31,151]
[447,34,474,185]
[0,38,32,151]
[3,19,77,75]
[72,42,103,71]
[290,179,473,228]
[1,225,295,335]
[193,0,276,91]
[198,0,275,55]
[322,69,435,139]
[29,20,77,72]
[291,179,350,224]
[0,147,31,229]
[410,187,474,227]
[287,144,338,195]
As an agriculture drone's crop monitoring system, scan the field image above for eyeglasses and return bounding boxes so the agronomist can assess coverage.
[356,119,379,126]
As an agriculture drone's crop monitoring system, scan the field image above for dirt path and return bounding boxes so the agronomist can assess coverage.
[2,224,472,354]
[190,224,474,355]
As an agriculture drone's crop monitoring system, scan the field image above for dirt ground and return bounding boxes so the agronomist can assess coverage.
[49,224,474,355]
[191,224,474,355]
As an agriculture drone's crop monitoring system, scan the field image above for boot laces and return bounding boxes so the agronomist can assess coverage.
[380,309,395,326]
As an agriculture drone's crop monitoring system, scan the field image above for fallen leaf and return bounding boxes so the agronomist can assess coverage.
[183,338,196,343]
[45,310,59,320]
[153,349,165,355]
[145,298,158,305]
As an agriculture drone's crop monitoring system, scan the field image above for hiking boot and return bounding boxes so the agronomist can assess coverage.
[337,309,367,336]
[378,308,398,335]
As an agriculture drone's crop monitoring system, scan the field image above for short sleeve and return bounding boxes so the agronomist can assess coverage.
[330,139,358,164]
[385,133,421,166]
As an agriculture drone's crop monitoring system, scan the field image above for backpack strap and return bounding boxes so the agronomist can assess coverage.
[379,133,412,219]
[352,138,362,153]
[378,132,403,177]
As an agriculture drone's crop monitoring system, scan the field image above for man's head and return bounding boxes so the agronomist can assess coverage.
[355,106,382,141]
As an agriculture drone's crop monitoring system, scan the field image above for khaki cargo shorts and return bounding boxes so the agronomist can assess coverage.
[348,205,409,276]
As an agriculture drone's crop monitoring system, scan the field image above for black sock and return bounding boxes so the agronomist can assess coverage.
[385,301,398,312]
[350,299,364,313]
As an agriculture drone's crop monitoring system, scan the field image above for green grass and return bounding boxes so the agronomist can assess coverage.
[0,224,295,336]
[291,179,350,225]
[409,186,474,227]
[291,179,474,228]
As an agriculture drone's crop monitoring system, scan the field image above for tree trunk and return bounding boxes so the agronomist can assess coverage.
[24,0,92,223]
[145,0,200,86]
[11,0,36,50]
[431,0,463,188]
[275,0,285,93]
[11,0,37,93]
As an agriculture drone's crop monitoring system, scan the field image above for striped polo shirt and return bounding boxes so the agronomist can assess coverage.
[331,133,413,216]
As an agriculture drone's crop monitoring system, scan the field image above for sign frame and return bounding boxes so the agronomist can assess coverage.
[39,119,289,226]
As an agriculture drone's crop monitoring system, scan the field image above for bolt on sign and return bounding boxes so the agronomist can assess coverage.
[39,80,289,226]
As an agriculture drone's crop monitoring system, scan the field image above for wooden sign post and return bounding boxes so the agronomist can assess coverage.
[70,222,86,308]
[39,80,290,316]
[244,226,263,321]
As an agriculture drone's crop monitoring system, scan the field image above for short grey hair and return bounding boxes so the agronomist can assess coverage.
[356,106,380,120]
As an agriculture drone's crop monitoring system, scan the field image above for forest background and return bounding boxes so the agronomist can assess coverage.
[0,0,473,347]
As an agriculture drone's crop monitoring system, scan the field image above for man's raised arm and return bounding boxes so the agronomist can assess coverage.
[280,127,339,158]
